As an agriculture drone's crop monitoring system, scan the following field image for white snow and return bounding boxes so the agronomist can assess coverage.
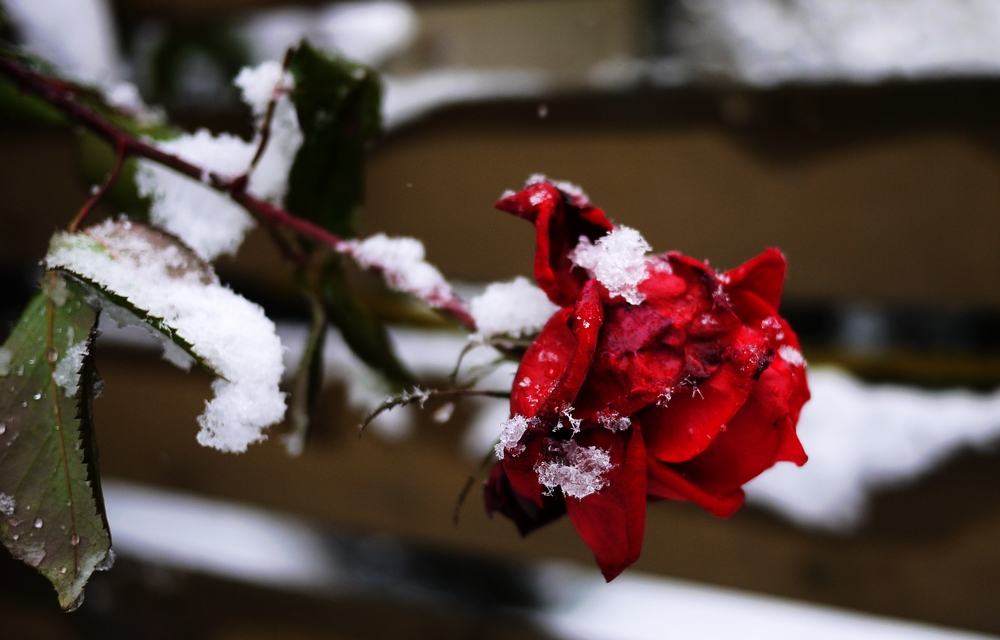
[778,345,806,367]
[238,1,417,68]
[0,492,15,516]
[538,562,992,640]
[535,440,615,499]
[136,61,302,261]
[0,347,11,376]
[597,410,632,432]
[495,414,532,459]
[343,234,455,306]
[46,220,286,453]
[682,0,1000,86]
[52,339,89,398]
[135,132,257,261]
[4,0,123,85]
[95,477,991,639]
[745,367,1000,532]
[569,226,651,305]
[382,69,549,130]
[470,277,559,340]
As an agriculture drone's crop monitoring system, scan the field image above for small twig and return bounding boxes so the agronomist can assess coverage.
[453,447,497,526]
[248,48,294,173]
[359,387,510,435]
[68,138,126,233]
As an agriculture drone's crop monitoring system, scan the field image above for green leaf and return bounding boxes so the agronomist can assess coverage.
[0,274,111,611]
[284,280,327,456]
[286,41,382,239]
[323,257,413,387]
[0,75,66,125]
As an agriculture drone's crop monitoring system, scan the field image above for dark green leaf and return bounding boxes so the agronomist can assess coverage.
[0,274,111,611]
[284,280,327,456]
[286,41,382,239]
[0,75,66,125]
[323,257,413,387]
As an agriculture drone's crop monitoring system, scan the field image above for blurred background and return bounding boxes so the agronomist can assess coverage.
[2,0,1000,638]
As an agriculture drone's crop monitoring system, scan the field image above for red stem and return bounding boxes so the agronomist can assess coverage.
[0,55,477,331]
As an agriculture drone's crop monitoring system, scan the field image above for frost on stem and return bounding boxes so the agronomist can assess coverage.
[470,277,559,340]
[343,234,455,306]
[136,61,303,261]
[569,226,651,305]
[45,219,286,453]
[535,440,615,499]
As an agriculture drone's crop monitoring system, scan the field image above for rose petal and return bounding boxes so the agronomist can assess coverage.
[497,180,613,306]
[672,357,809,495]
[724,248,786,321]
[511,279,604,420]
[641,325,773,463]
[565,426,646,581]
[645,457,745,518]
[485,462,566,535]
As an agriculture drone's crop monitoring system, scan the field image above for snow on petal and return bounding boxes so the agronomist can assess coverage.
[778,345,807,367]
[470,277,559,340]
[569,226,651,305]
[495,414,532,459]
[45,220,286,453]
[343,234,455,305]
[535,440,615,499]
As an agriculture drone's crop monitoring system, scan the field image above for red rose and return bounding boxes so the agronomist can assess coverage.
[484,178,810,581]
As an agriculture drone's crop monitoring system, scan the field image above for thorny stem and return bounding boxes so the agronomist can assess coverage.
[0,54,477,331]
[68,137,126,233]
[453,447,497,526]
[359,387,511,435]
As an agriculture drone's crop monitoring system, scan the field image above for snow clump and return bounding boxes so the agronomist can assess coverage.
[495,414,532,459]
[344,234,455,305]
[136,61,302,261]
[569,226,651,305]
[470,277,559,340]
[52,340,90,398]
[535,440,615,499]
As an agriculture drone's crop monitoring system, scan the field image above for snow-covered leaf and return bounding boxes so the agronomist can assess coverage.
[286,41,382,239]
[45,220,286,453]
[0,275,111,611]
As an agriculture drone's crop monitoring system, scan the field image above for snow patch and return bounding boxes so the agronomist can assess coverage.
[778,345,806,368]
[344,234,454,305]
[535,440,615,499]
[0,347,11,376]
[0,493,15,516]
[470,277,559,339]
[46,220,286,453]
[745,367,1000,532]
[52,340,89,398]
[569,226,651,305]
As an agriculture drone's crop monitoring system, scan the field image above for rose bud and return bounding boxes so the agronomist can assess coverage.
[485,177,810,581]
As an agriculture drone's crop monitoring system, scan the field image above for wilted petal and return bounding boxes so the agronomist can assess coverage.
[565,426,646,581]
[497,180,613,306]
[485,462,566,535]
